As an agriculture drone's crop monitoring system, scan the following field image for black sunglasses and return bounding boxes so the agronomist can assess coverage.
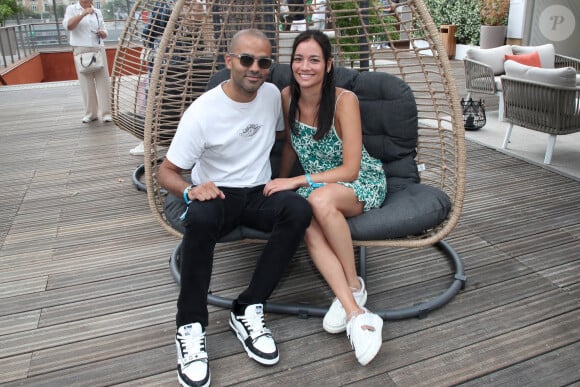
[229,53,274,69]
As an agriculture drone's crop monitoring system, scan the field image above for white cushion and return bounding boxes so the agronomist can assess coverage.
[466,45,513,75]
[511,44,555,68]
[504,60,577,88]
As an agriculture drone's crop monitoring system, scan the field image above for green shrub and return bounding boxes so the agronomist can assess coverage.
[424,0,480,45]
[332,1,399,61]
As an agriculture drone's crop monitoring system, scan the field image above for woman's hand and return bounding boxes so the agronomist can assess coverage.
[264,177,302,196]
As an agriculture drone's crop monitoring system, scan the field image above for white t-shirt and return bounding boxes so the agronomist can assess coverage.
[167,81,284,188]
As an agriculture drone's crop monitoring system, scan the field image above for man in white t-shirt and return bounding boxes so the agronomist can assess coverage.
[158,29,312,387]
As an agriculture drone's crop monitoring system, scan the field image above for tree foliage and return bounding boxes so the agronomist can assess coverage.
[0,0,20,26]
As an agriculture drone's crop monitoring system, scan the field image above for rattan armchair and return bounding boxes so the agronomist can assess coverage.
[464,44,580,121]
[501,72,580,165]
[111,0,467,320]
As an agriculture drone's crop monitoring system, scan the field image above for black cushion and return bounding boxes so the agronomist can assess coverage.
[164,65,451,240]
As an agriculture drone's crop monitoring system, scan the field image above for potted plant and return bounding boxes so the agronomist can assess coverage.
[478,0,510,49]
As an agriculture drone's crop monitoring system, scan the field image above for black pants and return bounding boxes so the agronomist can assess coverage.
[176,186,312,327]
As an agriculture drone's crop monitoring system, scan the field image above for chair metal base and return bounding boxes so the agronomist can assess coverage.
[132,164,147,192]
[169,240,466,320]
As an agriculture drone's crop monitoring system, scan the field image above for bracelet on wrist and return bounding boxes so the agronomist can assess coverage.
[182,185,194,205]
[180,185,195,221]
[305,173,325,189]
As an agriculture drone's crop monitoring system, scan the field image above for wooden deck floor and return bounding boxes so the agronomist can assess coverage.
[1,67,579,386]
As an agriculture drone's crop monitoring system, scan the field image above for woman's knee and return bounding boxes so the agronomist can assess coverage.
[308,190,337,218]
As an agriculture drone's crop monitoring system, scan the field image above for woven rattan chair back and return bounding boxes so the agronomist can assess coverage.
[112,0,466,249]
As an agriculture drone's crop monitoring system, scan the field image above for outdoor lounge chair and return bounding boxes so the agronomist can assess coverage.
[463,43,580,120]
[111,0,467,320]
[501,60,580,164]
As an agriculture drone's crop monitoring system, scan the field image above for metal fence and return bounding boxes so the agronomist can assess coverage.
[1,20,130,68]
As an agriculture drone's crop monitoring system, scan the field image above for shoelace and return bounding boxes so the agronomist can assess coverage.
[239,312,272,342]
[178,332,207,364]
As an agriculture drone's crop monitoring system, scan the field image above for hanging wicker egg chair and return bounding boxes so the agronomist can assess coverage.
[111,0,467,319]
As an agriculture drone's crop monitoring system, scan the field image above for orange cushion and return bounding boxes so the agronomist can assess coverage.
[504,51,542,67]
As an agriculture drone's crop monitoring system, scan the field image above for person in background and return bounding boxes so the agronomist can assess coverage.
[158,29,312,387]
[130,0,207,156]
[309,0,326,30]
[265,30,386,366]
[63,0,112,124]
[287,0,307,31]
[129,0,174,156]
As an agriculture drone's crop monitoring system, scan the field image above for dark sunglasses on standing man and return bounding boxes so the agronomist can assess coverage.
[229,53,274,69]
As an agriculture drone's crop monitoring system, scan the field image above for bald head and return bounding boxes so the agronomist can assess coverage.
[230,29,271,53]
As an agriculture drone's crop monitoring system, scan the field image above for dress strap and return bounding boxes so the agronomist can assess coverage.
[335,89,355,110]
[332,89,356,129]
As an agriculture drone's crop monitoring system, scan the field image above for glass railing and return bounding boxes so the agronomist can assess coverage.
[1,20,131,68]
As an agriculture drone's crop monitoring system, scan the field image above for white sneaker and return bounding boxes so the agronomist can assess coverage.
[103,114,113,122]
[176,323,210,387]
[82,115,97,123]
[323,277,367,334]
[229,303,279,365]
[346,310,383,366]
[129,141,145,156]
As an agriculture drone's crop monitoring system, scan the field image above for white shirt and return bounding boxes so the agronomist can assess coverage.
[63,3,106,47]
[167,82,284,188]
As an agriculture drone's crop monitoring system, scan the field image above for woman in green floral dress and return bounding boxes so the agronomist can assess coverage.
[264,30,386,366]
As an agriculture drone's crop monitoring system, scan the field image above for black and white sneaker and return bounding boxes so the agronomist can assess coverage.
[176,323,211,387]
[229,303,279,366]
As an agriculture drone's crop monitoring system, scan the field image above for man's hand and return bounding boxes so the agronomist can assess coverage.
[189,182,225,201]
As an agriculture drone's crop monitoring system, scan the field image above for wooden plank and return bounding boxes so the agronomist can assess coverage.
[0,276,47,298]
[388,310,580,386]
[458,342,580,386]
[0,354,32,384]
[0,303,177,358]
[0,268,172,317]
[0,310,40,336]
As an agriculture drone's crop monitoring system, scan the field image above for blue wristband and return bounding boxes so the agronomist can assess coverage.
[180,185,194,221]
[183,185,194,205]
[305,173,325,188]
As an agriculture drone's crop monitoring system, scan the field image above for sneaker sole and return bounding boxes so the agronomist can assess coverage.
[323,291,369,334]
[229,318,279,366]
[355,318,383,366]
[178,371,210,387]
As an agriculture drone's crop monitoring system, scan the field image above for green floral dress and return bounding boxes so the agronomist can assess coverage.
[291,119,387,212]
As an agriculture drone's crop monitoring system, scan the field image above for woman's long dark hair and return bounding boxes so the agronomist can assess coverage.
[289,30,335,141]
